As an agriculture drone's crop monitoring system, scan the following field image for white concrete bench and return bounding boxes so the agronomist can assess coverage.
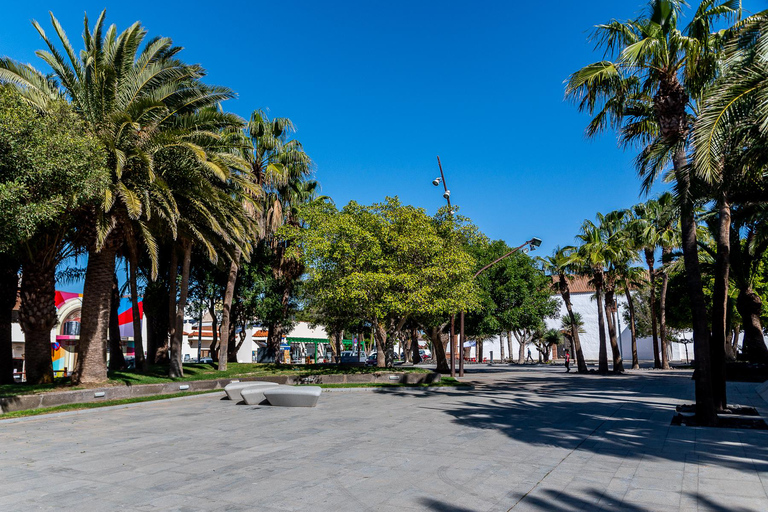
[224,381,280,401]
[240,383,282,405]
[264,386,321,407]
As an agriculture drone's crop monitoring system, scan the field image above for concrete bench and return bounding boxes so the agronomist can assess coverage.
[264,386,321,407]
[240,383,282,405]
[224,381,279,401]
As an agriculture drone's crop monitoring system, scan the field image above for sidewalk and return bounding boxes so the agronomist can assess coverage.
[1,366,765,511]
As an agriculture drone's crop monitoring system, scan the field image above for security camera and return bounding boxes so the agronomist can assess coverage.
[432,178,441,186]
[443,190,451,199]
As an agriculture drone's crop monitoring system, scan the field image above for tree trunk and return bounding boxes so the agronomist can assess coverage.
[478,339,484,363]
[737,288,768,363]
[169,240,191,378]
[516,330,525,365]
[645,250,660,369]
[499,332,505,362]
[167,246,178,362]
[209,299,218,362]
[624,287,639,370]
[708,201,728,409]
[429,326,449,373]
[265,323,282,363]
[594,273,609,375]
[411,328,420,363]
[673,145,717,425]
[108,273,126,372]
[73,243,117,385]
[604,288,624,373]
[0,256,19,385]
[375,322,386,368]
[560,275,587,373]
[218,249,240,371]
[18,252,58,384]
[659,248,673,371]
[125,237,146,372]
[335,330,343,362]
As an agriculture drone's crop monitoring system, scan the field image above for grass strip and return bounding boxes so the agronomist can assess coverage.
[1,363,433,398]
[0,389,220,420]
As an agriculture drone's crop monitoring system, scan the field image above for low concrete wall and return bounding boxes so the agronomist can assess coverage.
[0,372,441,414]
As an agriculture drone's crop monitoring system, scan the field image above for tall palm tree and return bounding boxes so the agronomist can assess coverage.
[540,247,588,373]
[576,217,612,374]
[566,0,742,424]
[245,110,314,361]
[0,12,243,383]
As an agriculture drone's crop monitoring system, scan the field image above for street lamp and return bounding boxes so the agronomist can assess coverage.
[459,237,542,376]
[433,157,543,377]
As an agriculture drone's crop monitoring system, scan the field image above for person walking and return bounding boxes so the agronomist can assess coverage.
[526,347,534,363]
[564,350,570,373]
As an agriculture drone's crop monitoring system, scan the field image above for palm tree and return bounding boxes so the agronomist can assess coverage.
[575,218,612,374]
[0,12,244,383]
[540,247,588,373]
[566,0,742,423]
[560,312,586,361]
[244,110,314,361]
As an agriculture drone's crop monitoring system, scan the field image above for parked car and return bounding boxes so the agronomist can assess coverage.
[199,357,213,364]
[339,350,366,363]
[365,353,378,366]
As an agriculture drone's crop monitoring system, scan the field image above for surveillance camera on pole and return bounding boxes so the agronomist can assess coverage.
[443,190,450,200]
[432,178,441,186]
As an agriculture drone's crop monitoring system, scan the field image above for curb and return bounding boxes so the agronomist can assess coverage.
[1,371,442,414]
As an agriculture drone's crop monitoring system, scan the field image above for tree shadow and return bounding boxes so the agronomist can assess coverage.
[378,368,768,474]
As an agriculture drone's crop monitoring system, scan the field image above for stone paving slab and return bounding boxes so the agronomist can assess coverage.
[1,366,767,511]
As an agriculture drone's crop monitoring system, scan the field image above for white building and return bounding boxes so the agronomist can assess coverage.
[463,275,691,363]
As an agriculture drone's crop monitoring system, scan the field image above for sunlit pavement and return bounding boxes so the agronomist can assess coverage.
[1,366,766,511]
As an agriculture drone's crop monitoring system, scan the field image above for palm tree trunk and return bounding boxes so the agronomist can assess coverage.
[604,288,624,373]
[710,199,730,409]
[0,256,19,385]
[218,249,240,371]
[108,273,126,371]
[645,250,660,368]
[560,275,587,373]
[659,249,672,371]
[673,146,717,425]
[18,252,58,384]
[624,287,639,370]
[166,246,178,362]
[737,288,768,363]
[594,273,609,375]
[169,240,192,378]
[126,242,146,372]
[73,243,118,385]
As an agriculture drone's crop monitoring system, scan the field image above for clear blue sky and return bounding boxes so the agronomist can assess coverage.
[2,1,762,291]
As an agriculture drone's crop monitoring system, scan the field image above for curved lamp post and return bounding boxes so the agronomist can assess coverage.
[433,157,541,377]
[459,237,541,376]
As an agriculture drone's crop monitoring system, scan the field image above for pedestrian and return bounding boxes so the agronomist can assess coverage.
[564,350,570,372]
[526,347,534,363]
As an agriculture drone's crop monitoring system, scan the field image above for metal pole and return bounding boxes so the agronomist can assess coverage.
[459,312,465,377]
[616,300,623,360]
[450,314,456,378]
[197,308,203,362]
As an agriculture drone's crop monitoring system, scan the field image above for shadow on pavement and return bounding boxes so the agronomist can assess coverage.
[377,368,768,474]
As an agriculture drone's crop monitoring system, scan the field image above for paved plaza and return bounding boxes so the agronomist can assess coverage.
[1,366,767,511]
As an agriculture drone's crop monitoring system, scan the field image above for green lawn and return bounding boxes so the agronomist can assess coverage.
[0,363,433,398]
[1,377,465,420]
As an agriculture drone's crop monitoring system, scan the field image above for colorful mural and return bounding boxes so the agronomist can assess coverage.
[50,292,143,374]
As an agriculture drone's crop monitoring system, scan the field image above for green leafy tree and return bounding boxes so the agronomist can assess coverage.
[298,197,478,369]
[0,87,107,384]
